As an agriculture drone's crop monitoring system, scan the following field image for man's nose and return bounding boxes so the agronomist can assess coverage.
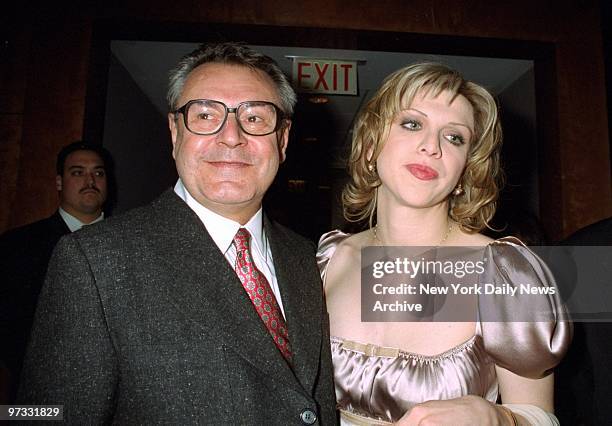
[86,172,96,186]
[216,113,245,147]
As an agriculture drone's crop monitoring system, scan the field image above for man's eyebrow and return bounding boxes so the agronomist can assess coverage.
[68,165,105,169]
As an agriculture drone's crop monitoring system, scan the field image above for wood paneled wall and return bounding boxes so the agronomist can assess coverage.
[1,0,610,240]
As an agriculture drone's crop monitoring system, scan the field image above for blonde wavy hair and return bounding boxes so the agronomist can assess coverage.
[343,62,503,232]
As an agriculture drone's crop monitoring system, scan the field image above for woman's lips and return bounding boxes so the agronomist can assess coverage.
[406,163,438,180]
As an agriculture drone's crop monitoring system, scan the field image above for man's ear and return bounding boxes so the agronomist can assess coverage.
[278,120,291,163]
[55,175,62,191]
[168,113,179,159]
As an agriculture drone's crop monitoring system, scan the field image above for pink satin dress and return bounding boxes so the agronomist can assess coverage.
[317,230,572,425]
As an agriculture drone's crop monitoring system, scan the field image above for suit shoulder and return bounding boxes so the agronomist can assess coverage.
[564,217,612,245]
[74,192,174,238]
[0,214,63,245]
[68,190,189,254]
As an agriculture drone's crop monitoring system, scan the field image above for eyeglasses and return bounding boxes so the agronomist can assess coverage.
[173,99,286,136]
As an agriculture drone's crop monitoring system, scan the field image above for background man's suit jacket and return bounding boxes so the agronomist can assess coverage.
[555,217,612,425]
[18,190,338,425]
[0,211,70,402]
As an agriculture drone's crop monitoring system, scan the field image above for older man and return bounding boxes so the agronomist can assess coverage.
[18,43,337,425]
[0,141,109,403]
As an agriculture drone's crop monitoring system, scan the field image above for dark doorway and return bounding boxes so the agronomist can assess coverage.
[86,23,555,241]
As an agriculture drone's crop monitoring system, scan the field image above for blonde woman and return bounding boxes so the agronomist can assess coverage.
[317,63,571,425]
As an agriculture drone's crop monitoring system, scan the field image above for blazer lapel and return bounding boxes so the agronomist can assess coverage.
[146,191,297,388]
[266,217,323,394]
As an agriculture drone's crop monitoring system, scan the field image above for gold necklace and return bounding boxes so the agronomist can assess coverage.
[372,221,454,246]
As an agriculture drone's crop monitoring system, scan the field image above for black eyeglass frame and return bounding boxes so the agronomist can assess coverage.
[173,99,288,136]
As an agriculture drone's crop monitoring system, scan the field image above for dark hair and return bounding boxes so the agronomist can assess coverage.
[56,141,111,176]
[167,42,296,115]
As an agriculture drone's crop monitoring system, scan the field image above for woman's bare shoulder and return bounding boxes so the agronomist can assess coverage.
[453,229,494,246]
[331,229,370,261]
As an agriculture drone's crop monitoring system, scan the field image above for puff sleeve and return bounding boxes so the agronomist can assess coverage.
[478,237,573,378]
[316,230,350,285]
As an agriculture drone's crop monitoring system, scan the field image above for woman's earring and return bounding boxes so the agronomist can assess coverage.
[368,163,377,173]
[453,184,464,196]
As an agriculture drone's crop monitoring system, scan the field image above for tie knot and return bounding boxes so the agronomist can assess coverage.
[233,228,251,252]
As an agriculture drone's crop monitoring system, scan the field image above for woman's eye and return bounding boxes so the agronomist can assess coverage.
[401,120,421,131]
[445,134,466,145]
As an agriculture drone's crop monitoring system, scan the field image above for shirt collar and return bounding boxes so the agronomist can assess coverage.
[58,207,104,232]
[174,179,266,255]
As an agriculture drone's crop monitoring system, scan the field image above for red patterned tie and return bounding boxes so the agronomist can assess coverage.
[233,228,292,361]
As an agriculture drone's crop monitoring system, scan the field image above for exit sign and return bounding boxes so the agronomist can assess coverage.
[291,58,358,95]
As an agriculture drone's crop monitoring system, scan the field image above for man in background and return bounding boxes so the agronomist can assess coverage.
[555,217,612,425]
[0,141,110,403]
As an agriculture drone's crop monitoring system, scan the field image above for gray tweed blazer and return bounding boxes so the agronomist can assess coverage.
[18,189,338,425]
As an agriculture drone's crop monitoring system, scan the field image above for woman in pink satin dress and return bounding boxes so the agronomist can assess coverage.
[317,63,571,425]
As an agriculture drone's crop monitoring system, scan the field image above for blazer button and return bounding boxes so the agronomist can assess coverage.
[300,409,317,424]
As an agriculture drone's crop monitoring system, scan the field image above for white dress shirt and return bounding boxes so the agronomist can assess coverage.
[59,207,104,232]
[174,179,285,317]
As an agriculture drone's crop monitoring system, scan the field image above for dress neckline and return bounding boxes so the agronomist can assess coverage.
[330,334,479,361]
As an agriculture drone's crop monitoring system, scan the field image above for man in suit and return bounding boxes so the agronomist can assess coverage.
[0,141,109,403]
[18,42,338,425]
[555,217,612,425]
